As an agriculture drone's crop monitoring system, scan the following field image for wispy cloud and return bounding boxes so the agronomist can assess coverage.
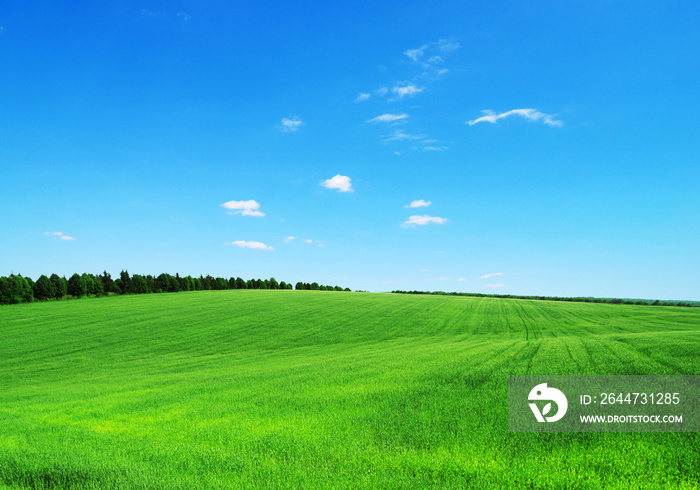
[354,93,370,103]
[285,236,295,242]
[391,84,423,100]
[404,199,431,208]
[468,109,562,127]
[303,239,313,244]
[480,272,504,279]
[367,113,409,123]
[44,231,76,241]
[281,117,303,132]
[140,9,163,18]
[321,174,353,193]
[422,146,448,151]
[404,46,427,62]
[221,200,265,217]
[225,240,273,250]
[384,129,425,142]
[176,12,189,21]
[457,278,468,282]
[404,39,460,74]
[484,283,506,288]
[404,215,447,227]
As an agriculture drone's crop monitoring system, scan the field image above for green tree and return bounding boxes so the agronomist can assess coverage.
[67,273,87,298]
[132,275,149,294]
[120,270,133,294]
[33,275,55,300]
[50,274,67,299]
[101,271,114,294]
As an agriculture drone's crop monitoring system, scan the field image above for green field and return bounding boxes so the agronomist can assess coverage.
[1,291,699,488]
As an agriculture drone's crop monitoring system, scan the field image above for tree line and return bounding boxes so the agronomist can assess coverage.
[391,290,700,308]
[0,271,351,305]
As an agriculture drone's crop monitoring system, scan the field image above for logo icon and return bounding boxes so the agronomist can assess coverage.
[528,383,568,422]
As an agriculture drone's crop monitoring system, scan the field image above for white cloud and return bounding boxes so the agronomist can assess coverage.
[404,45,427,62]
[221,200,265,217]
[177,12,189,21]
[468,109,562,127]
[404,199,431,208]
[405,40,460,66]
[375,87,388,96]
[285,236,295,242]
[367,113,409,123]
[225,240,273,251]
[44,231,76,241]
[484,283,506,288]
[384,130,425,142]
[321,174,353,193]
[391,84,424,99]
[457,278,468,282]
[438,40,461,53]
[281,117,303,132]
[422,146,447,151]
[438,276,449,281]
[354,93,370,103]
[480,272,504,279]
[404,215,447,226]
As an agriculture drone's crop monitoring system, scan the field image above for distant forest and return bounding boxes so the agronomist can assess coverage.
[0,271,351,305]
[391,290,700,308]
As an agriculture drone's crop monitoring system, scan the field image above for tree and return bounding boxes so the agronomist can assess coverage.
[269,277,279,290]
[131,274,148,294]
[236,277,246,289]
[33,275,55,300]
[155,273,170,293]
[82,273,99,296]
[0,275,32,304]
[101,271,113,294]
[67,273,86,298]
[50,274,67,299]
[120,270,133,294]
[310,282,320,291]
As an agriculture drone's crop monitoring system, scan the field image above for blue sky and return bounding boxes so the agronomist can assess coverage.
[1,1,699,300]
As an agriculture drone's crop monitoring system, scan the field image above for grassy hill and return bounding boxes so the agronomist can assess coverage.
[1,291,698,488]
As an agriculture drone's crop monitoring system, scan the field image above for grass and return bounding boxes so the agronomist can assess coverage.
[0,290,698,488]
